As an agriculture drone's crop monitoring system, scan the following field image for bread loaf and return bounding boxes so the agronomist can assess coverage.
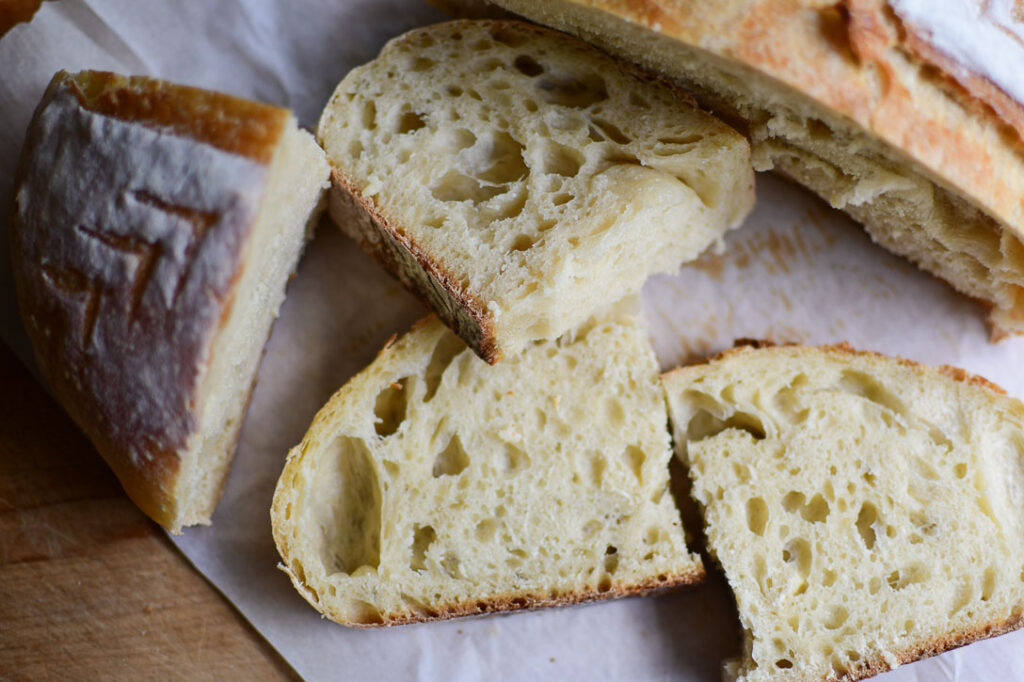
[317,19,754,363]
[271,306,702,626]
[663,343,1024,681]
[490,0,1024,339]
[11,70,329,532]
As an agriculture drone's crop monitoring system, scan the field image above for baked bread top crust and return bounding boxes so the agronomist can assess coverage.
[11,71,290,528]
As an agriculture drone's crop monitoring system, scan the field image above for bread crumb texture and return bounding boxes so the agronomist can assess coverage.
[272,309,702,626]
[318,20,753,357]
[664,345,1024,681]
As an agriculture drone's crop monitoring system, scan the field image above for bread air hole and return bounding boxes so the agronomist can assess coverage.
[658,134,703,146]
[431,170,507,203]
[541,141,584,177]
[396,111,426,134]
[855,502,879,550]
[407,56,435,72]
[747,497,769,536]
[839,369,907,416]
[887,563,929,590]
[360,99,377,130]
[473,131,528,183]
[536,72,608,108]
[374,377,409,437]
[591,118,630,144]
[433,434,470,477]
[423,333,465,402]
[510,234,537,252]
[503,443,529,472]
[321,436,382,575]
[350,600,384,625]
[625,445,645,482]
[475,518,498,542]
[982,566,997,601]
[782,538,812,578]
[823,605,849,630]
[686,408,767,441]
[782,491,831,523]
[604,545,619,575]
[513,54,544,77]
[410,524,436,572]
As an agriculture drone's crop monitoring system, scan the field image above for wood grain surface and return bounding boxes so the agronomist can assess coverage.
[0,342,297,681]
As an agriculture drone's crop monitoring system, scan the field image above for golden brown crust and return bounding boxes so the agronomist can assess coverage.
[675,339,1009,397]
[277,560,705,628]
[867,0,1024,144]
[66,71,289,163]
[326,168,502,363]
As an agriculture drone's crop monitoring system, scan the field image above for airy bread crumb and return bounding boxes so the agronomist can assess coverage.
[663,344,1024,681]
[272,305,703,626]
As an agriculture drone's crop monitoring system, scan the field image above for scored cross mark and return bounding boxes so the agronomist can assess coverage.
[77,224,162,317]
[39,191,223,351]
[129,190,220,305]
[41,264,103,350]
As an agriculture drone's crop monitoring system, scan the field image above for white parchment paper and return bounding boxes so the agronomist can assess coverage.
[1,2,1023,680]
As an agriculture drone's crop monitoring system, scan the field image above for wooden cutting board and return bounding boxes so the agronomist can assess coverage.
[0,342,296,680]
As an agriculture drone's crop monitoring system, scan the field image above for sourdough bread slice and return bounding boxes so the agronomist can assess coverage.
[11,70,330,532]
[663,343,1024,681]
[491,0,1024,338]
[271,306,702,626]
[317,19,754,363]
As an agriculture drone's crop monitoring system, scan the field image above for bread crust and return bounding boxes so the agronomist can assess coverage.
[327,168,502,363]
[671,339,1009,397]
[824,608,1024,682]
[275,557,704,628]
[10,71,287,530]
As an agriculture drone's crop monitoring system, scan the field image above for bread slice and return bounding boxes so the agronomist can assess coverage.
[489,0,1024,338]
[662,343,1024,681]
[271,306,702,626]
[11,70,330,532]
[317,19,754,363]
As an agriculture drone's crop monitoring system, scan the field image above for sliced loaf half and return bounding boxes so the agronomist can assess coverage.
[271,306,702,626]
[490,0,1024,338]
[663,343,1024,681]
[12,70,330,532]
[317,20,754,363]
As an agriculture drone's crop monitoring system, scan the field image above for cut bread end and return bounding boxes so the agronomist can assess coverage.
[11,70,329,533]
[318,19,754,362]
[663,344,1024,681]
[171,123,329,531]
[272,306,703,626]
